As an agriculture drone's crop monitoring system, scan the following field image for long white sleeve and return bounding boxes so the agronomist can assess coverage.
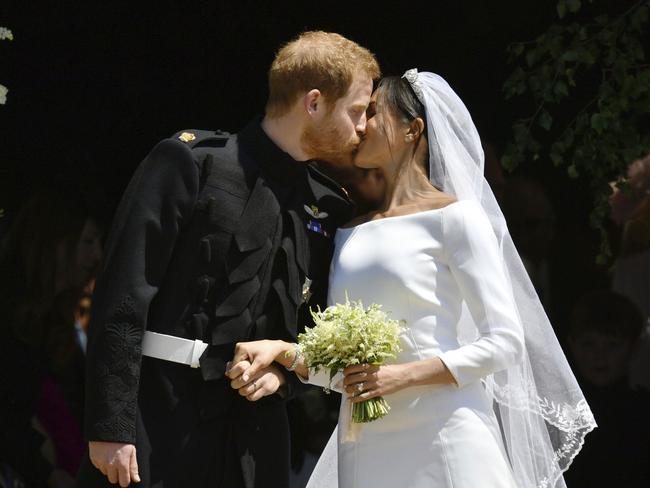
[437,202,524,388]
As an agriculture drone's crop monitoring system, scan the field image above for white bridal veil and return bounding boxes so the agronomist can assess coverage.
[307,69,596,488]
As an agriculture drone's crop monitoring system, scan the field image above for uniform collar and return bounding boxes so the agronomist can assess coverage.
[238,117,354,224]
[237,117,307,184]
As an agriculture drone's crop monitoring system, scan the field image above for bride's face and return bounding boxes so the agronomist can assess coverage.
[353,91,406,170]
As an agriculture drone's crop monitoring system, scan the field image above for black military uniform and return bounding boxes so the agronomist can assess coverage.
[76,119,353,488]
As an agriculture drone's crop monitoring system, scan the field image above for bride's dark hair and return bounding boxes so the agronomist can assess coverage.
[375,76,430,177]
[376,76,426,125]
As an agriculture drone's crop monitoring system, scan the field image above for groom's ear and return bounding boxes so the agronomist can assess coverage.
[303,89,322,116]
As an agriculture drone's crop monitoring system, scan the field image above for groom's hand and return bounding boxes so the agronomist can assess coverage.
[228,361,286,401]
[88,441,140,487]
[230,339,285,382]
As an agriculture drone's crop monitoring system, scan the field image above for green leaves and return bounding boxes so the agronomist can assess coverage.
[557,0,583,18]
[298,298,404,423]
[631,3,649,30]
[503,0,650,261]
[0,27,12,105]
[298,297,403,422]
[554,80,569,97]
[567,0,582,14]
[539,110,553,130]
[299,298,403,374]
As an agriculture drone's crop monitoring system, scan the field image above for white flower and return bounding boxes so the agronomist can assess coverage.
[0,27,13,41]
[0,85,7,105]
[299,297,403,373]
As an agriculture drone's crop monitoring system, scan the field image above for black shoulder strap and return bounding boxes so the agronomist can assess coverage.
[192,133,252,200]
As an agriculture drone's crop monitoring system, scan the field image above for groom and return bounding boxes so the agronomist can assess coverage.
[77,31,379,488]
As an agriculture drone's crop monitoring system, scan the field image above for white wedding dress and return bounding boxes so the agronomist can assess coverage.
[307,200,523,488]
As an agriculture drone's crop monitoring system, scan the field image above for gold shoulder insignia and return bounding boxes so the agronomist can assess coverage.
[178,132,196,143]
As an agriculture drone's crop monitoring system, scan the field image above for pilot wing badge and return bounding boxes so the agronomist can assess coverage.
[304,204,328,220]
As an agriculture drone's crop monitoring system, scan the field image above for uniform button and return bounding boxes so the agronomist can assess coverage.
[301,276,312,303]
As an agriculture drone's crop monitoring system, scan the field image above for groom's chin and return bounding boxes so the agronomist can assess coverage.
[313,147,358,173]
[352,152,373,170]
[314,157,357,183]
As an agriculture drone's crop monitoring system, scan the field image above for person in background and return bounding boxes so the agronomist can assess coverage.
[564,290,650,488]
[501,176,556,308]
[0,187,103,488]
[610,153,650,392]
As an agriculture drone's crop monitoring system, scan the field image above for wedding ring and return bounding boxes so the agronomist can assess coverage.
[252,381,258,391]
[356,382,364,393]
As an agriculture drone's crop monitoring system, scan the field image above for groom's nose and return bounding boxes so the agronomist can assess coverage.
[355,112,368,137]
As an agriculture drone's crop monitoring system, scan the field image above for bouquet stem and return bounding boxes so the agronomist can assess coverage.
[351,396,391,423]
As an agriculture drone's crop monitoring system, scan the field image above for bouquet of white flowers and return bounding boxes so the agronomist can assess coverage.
[297,297,403,423]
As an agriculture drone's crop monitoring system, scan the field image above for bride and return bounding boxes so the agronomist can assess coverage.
[227,69,596,488]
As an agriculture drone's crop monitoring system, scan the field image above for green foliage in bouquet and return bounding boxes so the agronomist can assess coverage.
[298,297,403,423]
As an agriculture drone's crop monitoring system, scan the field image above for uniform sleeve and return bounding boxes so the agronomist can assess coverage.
[437,202,524,388]
[84,139,200,443]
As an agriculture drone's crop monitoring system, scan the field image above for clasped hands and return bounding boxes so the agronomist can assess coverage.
[226,339,412,402]
[226,340,289,401]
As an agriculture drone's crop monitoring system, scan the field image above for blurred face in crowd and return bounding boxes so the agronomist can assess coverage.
[57,218,103,293]
[569,331,634,387]
[501,178,555,266]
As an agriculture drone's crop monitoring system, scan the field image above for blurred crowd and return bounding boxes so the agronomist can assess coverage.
[0,185,104,488]
[1,152,649,488]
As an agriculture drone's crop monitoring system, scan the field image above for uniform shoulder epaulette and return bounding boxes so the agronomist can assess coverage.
[172,129,231,149]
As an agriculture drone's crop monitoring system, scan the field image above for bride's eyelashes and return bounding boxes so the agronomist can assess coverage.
[366,101,377,119]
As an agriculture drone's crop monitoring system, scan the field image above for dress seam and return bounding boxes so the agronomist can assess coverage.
[438,428,456,487]
[405,292,424,361]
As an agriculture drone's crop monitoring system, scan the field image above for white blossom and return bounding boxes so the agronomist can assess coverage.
[298,297,404,423]
[0,27,13,41]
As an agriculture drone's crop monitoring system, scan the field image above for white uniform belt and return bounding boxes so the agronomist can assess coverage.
[141,331,208,368]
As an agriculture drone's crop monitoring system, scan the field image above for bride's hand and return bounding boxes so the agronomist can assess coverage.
[226,339,291,383]
[343,363,410,402]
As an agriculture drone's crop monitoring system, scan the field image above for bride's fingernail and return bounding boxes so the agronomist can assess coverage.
[243,374,249,382]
